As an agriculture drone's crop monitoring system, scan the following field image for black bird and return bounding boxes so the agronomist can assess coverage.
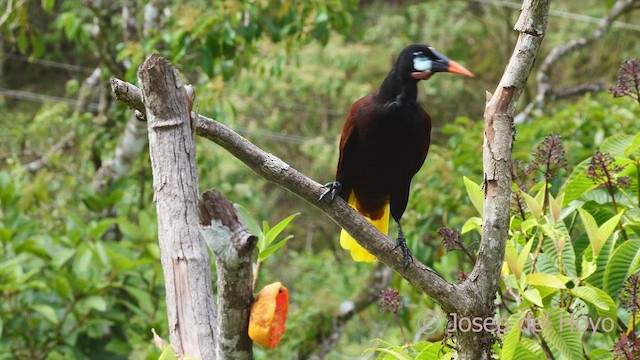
[319,44,474,268]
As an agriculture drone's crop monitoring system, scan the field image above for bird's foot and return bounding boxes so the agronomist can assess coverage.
[317,181,342,203]
[391,236,413,270]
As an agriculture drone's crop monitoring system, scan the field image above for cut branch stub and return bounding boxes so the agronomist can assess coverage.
[198,189,256,359]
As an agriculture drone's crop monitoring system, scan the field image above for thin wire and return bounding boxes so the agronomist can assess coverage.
[5,54,95,73]
[469,0,640,32]
[0,87,100,111]
[0,87,335,145]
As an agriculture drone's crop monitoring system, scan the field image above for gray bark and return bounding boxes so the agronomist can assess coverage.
[198,189,257,359]
[139,54,217,359]
[454,1,549,358]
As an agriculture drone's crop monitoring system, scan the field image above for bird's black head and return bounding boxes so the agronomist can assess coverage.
[395,44,474,81]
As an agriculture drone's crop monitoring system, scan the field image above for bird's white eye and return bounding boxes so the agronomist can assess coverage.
[413,51,424,57]
[413,56,432,71]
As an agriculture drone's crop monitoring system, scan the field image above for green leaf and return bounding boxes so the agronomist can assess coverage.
[117,218,143,239]
[41,0,55,12]
[541,308,583,360]
[588,347,615,360]
[158,345,178,360]
[523,288,543,307]
[578,208,622,258]
[581,285,617,338]
[233,204,261,237]
[500,313,524,360]
[52,276,73,301]
[32,304,58,324]
[521,218,538,233]
[578,207,598,248]
[586,233,617,288]
[549,192,564,224]
[30,32,44,58]
[526,273,567,289]
[258,235,293,261]
[600,134,634,157]
[624,131,640,158]
[363,347,411,360]
[581,252,597,280]
[540,221,577,277]
[514,338,545,360]
[521,186,545,220]
[561,158,597,206]
[504,241,517,277]
[463,176,484,215]
[124,285,154,315]
[73,244,93,279]
[52,248,76,269]
[89,219,118,240]
[17,28,29,54]
[604,239,640,299]
[461,216,482,234]
[414,342,447,359]
[535,253,559,274]
[594,212,624,253]
[262,213,299,248]
[81,295,107,312]
[569,286,609,310]
[515,238,534,280]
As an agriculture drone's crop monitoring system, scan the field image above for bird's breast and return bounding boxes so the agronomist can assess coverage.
[355,103,430,176]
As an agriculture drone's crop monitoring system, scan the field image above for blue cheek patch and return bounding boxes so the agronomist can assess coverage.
[413,57,432,71]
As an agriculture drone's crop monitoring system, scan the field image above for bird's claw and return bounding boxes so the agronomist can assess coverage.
[317,181,342,203]
[391,236,413,270]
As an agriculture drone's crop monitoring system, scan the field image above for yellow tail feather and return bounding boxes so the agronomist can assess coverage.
[340,191,389,263]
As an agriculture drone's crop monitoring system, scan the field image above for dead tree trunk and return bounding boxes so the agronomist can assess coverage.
[139,54,217,359]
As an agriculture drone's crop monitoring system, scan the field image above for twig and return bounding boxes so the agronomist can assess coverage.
[22,67,102,173]
[515,0,640,123]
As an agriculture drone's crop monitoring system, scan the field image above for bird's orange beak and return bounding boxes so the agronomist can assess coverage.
[447,60,474,77]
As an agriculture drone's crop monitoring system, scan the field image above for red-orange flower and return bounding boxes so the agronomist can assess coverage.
[248,282,289,349]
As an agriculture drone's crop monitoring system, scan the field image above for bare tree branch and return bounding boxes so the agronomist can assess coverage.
[515,0,640,123]
[111,77,460,310]
[0,0,27,27]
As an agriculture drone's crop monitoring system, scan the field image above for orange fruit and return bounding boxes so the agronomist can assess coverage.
[248,282,289,349]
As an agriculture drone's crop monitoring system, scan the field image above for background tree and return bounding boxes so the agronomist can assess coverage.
[1,0,640,359]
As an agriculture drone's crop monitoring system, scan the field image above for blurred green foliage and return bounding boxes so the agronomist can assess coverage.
[1,0,640,358]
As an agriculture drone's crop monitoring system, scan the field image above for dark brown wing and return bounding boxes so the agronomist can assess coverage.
[411,106,431,176]
[335,94,374,198]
